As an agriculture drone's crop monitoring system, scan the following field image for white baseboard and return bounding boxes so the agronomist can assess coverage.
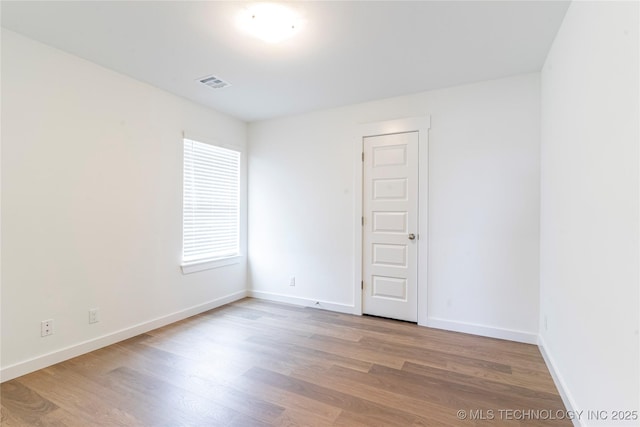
[422,316,538,344]
[0,290,247,383]
[538,334,582,427]
[248,290,358,315]
[249,292,537,345]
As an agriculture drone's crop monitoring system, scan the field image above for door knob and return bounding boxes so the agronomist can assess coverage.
[408,233,416,240]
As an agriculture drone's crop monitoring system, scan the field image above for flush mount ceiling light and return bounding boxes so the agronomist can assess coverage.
[236,3,303,44]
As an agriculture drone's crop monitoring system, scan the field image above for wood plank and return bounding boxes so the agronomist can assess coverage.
[244,366,434,427]
[0,380,58,425]
[1,404,32,427]
[102,366,242,426]
[244,334,373,372]
[291,362,457,426]
[17,365,151,426]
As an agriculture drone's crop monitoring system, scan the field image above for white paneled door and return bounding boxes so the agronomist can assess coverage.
[362,132,419,322]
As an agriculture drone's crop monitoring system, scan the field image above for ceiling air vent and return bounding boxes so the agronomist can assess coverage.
[198,75,231,90]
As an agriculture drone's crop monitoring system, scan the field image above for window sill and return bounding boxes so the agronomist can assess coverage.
[181,255,242,274]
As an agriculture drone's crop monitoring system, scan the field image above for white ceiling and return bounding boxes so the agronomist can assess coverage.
[1,1,569,122]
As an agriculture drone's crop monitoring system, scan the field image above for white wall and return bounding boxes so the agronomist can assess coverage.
[540,2,639,425]
[248,73,541,342]
[1,30,248,380]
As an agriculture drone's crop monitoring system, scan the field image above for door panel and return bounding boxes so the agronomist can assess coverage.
[363,132,419,322]
[373,178,408,200]
[372,244,407,267]
[372,276,407,300]
[372,212,408,233]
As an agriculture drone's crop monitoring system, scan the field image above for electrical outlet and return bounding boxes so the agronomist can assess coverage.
[89,308,99,324]
[289,276,296,287]
[41,319,53,337]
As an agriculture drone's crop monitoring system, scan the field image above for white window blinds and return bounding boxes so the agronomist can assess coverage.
[183,138,240,264]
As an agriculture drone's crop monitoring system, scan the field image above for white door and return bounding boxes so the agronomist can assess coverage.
[362,132,419,322]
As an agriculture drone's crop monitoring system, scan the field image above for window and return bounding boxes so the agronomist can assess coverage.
[182,138,241,272]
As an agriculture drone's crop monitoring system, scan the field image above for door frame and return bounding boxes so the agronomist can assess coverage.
[352,116,430,325]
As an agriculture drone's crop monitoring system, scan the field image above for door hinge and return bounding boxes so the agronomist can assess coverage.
[361,216,364,226]
[362,152,364,162]
[361,280,364,290]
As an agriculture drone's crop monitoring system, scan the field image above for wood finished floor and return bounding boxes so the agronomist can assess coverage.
[1,298,570,426]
